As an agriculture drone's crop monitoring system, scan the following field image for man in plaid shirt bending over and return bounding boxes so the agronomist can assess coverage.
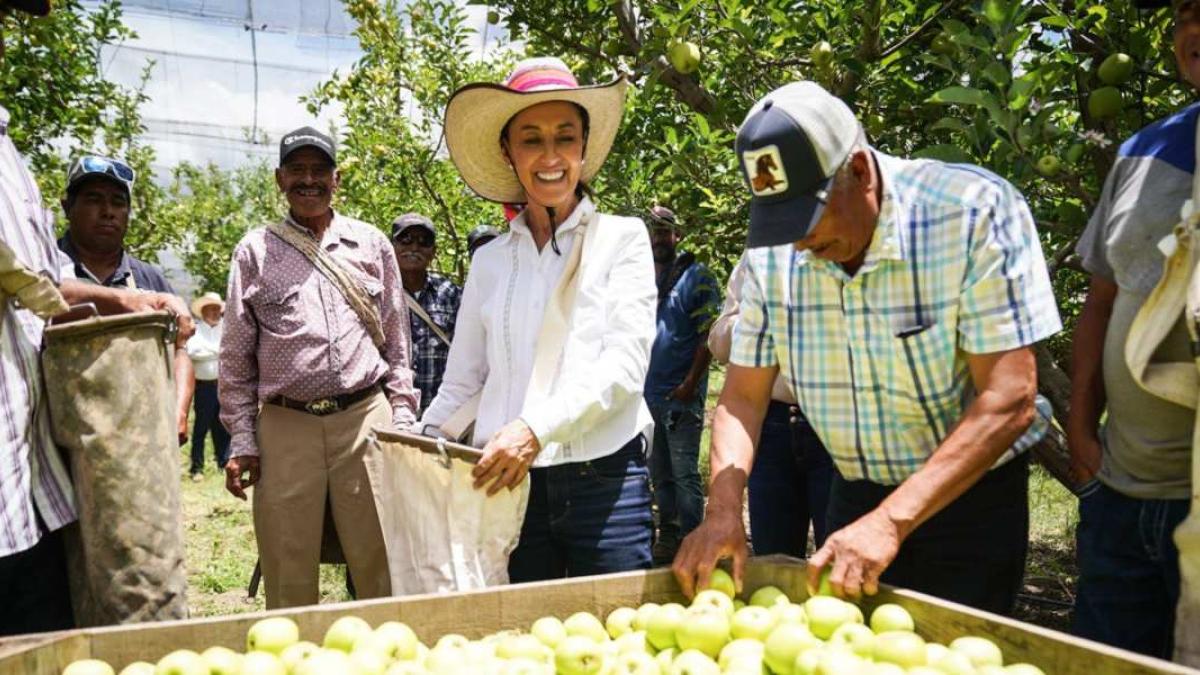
[674,81,1062,615]
[392,213,462,413]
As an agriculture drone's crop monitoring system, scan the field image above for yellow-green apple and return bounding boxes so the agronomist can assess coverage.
[240,651,286,675]
[771,601,808,627]
[731,605,777,641]
[555,635,610,675]
[612,651,660,675]
[614,630,649,655]
[763,623,821,674]
[949,637,1003,668]
[154,649,209,675]
[349,649,389,675]
[246,617,300,655]
[646,603,687,651]
[435,635,470,651]
[325,616,374,652]
[701,568,737,599]
[280,641,320,670]
[633,603,661,632]
[199,646,243,675]
[868,605,914,634]
[749,586,789,608]
[872,631,927,668]
[675,607,731,658]
[718,639,764,670]
[499,659,552,675]
[294,649,354,675]
[373,622,420,661]
[691,590,736,617]
[117,663,155,675]
[816,648,867,675]
[62,660,114,675]
[607,607,639,639]
[667,40,701,74]
[830,622,875,657]
[804,596,855,639]
[930,651,975,675]
[655,648,677,672]
[669,649,719,675]
[565,612,610,643]
[497,634,552,663]
[532,617,568,647]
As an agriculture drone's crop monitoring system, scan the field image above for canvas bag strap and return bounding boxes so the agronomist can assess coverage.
[267,221,386,349]
[404,291,452,346]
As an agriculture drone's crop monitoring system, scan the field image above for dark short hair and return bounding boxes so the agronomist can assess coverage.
[64,175,130,211]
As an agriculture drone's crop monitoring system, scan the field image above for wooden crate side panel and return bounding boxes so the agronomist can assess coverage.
[0,634,88,675]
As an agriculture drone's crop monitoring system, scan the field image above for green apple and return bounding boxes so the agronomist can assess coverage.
[384,663,428,675]
[154,649,209,675]
[655,648,677,673]
[646,603,687,651]
[555,635,610,675]
[763,623,821,675]
[1005,665,1045,675]
[748,585,789,608]
[497,634,552,663]
[633,603,661,632]
[240,651,287,675]
[499,659,552,675]
[425,644,468,674]
[718,638,764,669]
[771,601,808,627]
[931,33,957,56]
[372,621,420,661]
[607,606,639,638]
[280,641,320,670]
[1098,53,1134,85]
[246,616,300,655]
[117,663,155,675]
[925,643,950,664]
[950,636,1003,668]
[486,9,500,24]
[690,589,735,617]
[565,611,610,643]
[930,651,975,675]
[294,649,354,675]
[700,568,736,599]
[731,605,777,641]
[869,604,915,633]
[830,622,875,657]
[669,649,719,675]
[1035,155,1061,177]
[815,648,867,675]
[794,647,824,675]
[809,568,835,597]
[870,663,907,675]
[675,607,731,658]
[804,596,854,639]
[667,40,701,74]
[1088,87,1123,120]
[614,630,649,655]
[872,631,927,668]
[532,617,568,647]
[325,615,374,652]
[612,651,660,675]
[810,40,834,67]
[350,649,389,675]
[435,634,470,651]
[62,660,115,675]
[733,599,746,611]
[199,646,243,675]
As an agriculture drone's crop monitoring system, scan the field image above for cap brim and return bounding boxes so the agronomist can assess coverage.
[746,178,831,248]
[281,143,336,166]
[6,0,51,16]
[392,222,435,239]
[444,79,628,203]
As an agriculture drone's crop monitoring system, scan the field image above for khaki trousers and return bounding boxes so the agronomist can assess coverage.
[253,392,392,608]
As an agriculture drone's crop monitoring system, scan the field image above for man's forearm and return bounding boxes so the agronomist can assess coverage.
[59,279,133,314]
[175,349,194,417]
[684,341,714,387]
[706,397,768,516]
[1068,278,1115,441]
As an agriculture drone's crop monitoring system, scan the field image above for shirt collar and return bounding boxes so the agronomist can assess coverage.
[509,196,593,239]
[284,209,359,249]
[58,234,134,286]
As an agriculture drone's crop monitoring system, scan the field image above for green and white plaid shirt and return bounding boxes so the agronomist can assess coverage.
[732,151,1062,484]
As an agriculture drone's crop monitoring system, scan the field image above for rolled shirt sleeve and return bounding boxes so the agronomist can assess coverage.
[374,238,419,427]
[218,243,262,459]
[729,253,778,370]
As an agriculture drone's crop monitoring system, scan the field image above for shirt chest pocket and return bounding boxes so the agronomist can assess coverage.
[887,321,960,435]
[251,285,304,336]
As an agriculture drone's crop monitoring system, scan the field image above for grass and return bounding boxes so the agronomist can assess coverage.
[179,372,1078,631]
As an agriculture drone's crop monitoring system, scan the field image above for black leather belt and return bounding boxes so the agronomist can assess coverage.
[267,383,381,416]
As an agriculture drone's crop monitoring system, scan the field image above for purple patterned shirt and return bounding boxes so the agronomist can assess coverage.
[219,212,419,458]
[0,106,79,556]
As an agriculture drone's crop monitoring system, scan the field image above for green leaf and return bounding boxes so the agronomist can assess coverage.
[913,144,975,163]
[927,86,987,106]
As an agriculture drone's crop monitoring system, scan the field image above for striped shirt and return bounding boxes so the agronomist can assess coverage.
[0,106,79,556]
[732,151,1062,484]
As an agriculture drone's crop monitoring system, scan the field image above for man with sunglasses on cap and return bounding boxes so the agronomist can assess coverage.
[220,126,418,609]
[644,204,721,565]
[674,81,1061,616]
[1067,0,1200,658]
[392,212,461,414]
[0,0,193,636]
[57,154,196,450]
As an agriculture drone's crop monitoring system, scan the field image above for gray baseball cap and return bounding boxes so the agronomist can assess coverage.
[279,126,337,165]
[392,213,435,240]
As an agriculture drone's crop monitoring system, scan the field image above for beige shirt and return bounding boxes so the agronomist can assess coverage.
[707,254,795,404]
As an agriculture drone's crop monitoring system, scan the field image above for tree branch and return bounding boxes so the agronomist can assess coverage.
[879,0,963,59]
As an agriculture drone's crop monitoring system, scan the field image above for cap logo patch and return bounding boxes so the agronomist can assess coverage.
[744,145,788,197]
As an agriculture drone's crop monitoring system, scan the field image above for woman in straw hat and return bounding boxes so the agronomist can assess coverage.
[186,292,231,480]
[420,57,658,580]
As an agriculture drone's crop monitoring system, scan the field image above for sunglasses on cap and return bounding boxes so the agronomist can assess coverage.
[71,155,136,185]
[395,232,435,248]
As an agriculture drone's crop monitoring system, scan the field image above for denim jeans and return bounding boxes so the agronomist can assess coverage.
[826,453,1030,615]
[647,399,706,546]
[748,401,834,557]
[507,436,653,582]
[1072,480,1189,659]
[191,380,231,472]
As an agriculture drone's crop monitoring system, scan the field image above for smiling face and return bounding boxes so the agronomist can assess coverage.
[200,304,222,326]
[392,227,435,274]
[64,177,130,255]
[276,146,339,219]
[792,150,880,272]
[501,101,586,213]
[1175,0,1200,89]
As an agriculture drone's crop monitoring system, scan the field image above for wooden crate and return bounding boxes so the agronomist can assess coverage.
[1,556,1194,674]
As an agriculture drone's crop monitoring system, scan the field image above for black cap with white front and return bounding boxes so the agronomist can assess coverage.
[279,126,337,166]
[735,81,862,248]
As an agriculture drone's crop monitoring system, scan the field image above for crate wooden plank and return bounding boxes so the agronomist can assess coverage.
[2,556,1195,674]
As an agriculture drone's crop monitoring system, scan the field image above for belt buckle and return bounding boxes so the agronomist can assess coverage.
[305,398,339,416]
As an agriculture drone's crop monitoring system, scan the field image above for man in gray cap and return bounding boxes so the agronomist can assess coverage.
[674,81,1061,616]
[467,224,501,258]
[392,213,461,413]
[221,125,418,608]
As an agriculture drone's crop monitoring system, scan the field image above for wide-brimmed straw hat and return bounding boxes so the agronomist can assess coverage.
[444,57,628,204]
[190,292,224,318]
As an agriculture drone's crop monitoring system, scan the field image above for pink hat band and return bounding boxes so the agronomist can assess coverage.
[504,57,579,93]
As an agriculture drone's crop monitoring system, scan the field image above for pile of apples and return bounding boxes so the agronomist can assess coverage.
[61,569,1048,675]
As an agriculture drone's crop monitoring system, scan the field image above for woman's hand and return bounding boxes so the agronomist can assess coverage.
[472,419,541,495]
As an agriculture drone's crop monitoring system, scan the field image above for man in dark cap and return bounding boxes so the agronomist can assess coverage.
[221,125,418,608]
[467,224,501,258]
[392,213,461,413]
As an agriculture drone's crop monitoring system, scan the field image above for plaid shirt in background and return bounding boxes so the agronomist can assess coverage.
[409,273,462,413]
[732,151,1062,485]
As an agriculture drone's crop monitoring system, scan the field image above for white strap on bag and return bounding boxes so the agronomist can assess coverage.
[404,291,452,346]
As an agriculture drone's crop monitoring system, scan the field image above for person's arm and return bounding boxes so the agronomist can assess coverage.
[1067,277,1116,483]
[58,280,195,342]
[707,257,748,365]
[670,265,722,402]
[174,349,194,445]
[672,362,777,597]
[375,238,419,427]
[219,245,261,499]
[806,347,1037,598]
